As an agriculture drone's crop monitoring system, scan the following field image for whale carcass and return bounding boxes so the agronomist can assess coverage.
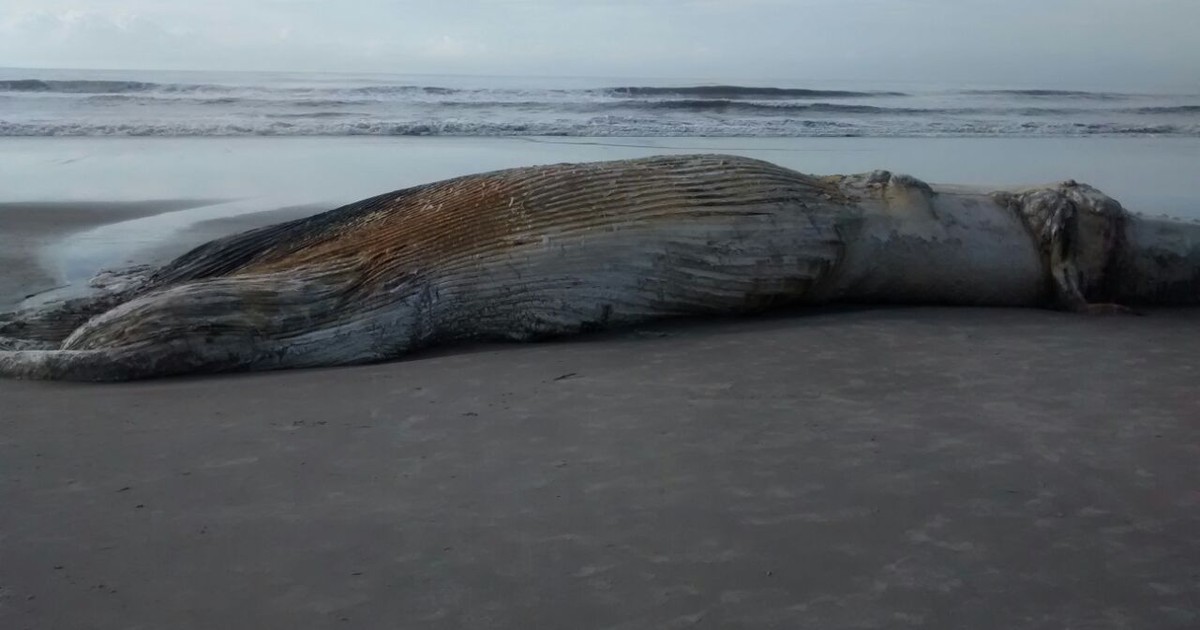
[1,154,1197,381]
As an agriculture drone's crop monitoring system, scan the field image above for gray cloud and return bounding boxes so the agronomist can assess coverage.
[0,0,1196,89]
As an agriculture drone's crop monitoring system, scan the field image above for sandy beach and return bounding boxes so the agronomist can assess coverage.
[3,307,1198,628]
[2,137,1199,628]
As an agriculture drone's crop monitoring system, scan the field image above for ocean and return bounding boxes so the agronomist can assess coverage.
[1,67,1198,138]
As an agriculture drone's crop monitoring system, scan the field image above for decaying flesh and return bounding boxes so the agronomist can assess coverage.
[1,154,1197,381]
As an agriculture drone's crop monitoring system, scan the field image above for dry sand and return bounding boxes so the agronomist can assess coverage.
[1,203,1199,629]
[2,309,1199,629]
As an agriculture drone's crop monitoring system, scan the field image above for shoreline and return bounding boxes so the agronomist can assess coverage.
[0,200,219,310]
[2,136,1198,218]
[0,200,325,311]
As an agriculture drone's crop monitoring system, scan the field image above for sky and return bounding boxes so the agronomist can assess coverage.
[1,0,1198,89]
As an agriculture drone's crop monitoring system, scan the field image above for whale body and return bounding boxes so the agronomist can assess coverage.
[1,154,1197,380]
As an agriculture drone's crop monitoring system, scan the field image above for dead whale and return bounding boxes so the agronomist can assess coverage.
[1,154,1197,381]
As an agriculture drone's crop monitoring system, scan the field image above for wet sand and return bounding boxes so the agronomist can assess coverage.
[0,200,219,310]
[4,137,1199,220]
[0,201,325,311]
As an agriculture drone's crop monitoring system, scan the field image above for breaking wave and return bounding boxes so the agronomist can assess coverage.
[1127,105,1200,114]
[603,85,906,98]
[2,74,1196,138]
[1,119,1193,138]
[960,89,1125,99]
[0,79,162,93]
[0,79,237,94]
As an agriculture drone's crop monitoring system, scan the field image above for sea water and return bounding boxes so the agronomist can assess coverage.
[1,67,1197,138]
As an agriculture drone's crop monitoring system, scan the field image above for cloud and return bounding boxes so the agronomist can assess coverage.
[421,35,486,60]
[0,0,1195,89]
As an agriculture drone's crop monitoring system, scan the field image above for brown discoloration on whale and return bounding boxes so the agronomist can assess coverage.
[1,154,1197,381]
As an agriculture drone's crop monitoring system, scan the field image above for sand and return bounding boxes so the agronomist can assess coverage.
[2,307,1198,628]
[2,139,1199,628]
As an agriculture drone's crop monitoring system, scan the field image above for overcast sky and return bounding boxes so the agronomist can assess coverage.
[1,0,1197,89]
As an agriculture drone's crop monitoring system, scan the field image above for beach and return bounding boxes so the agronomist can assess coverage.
[3,308,1199,628]
[2,136,1199,628]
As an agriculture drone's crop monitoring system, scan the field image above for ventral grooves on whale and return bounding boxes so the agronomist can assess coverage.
[1,154,1198,381]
